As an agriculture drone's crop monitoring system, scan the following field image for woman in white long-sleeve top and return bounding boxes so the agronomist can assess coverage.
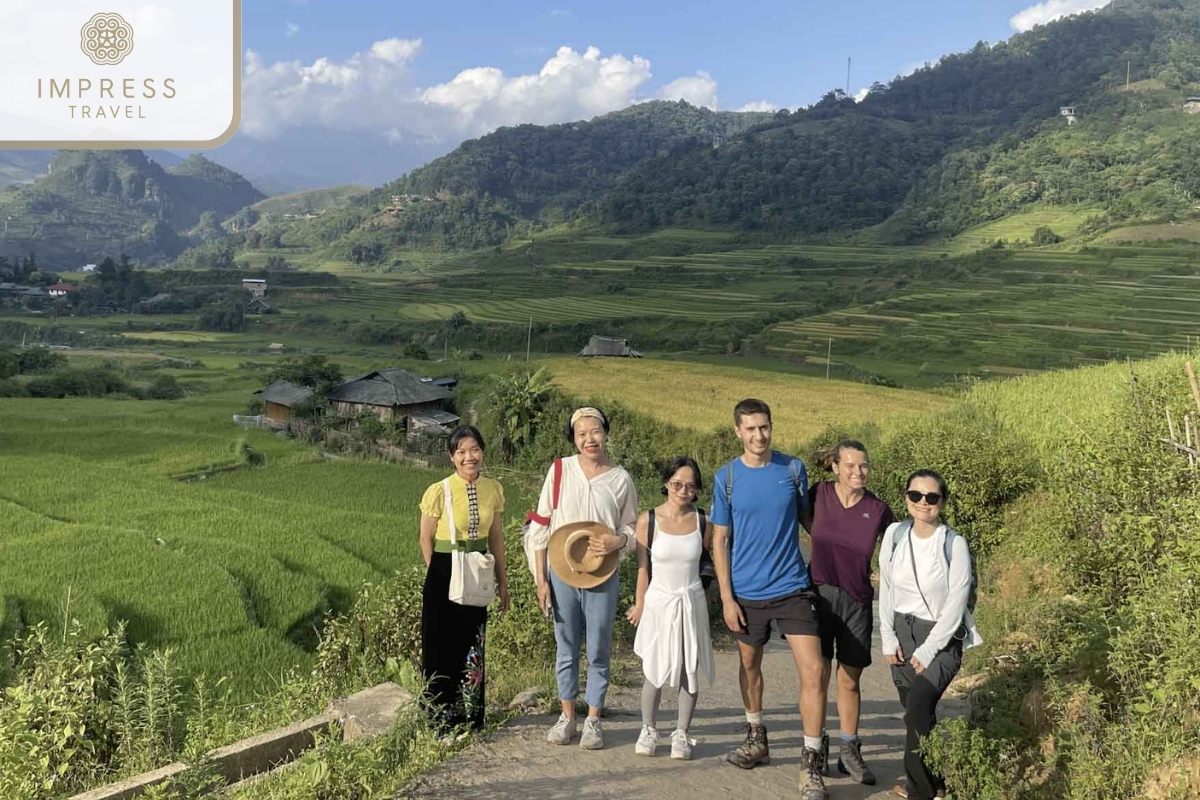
[879,470,982,800]
[524,407,639,751]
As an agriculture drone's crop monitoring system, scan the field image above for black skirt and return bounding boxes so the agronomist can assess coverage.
[421,551,488,731]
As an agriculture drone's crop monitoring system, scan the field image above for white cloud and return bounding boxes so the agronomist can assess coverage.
[737,100,778,112]
[549,8,572,17]
[370,37,423,65]
[240,39,719,147]
[286,22,300,38]
[1009,0,1111,32]
[658,71,718,110]
[854,87,870,102]
[420,45,657,134]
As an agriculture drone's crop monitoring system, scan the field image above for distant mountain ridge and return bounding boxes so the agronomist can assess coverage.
[0,150,263,264]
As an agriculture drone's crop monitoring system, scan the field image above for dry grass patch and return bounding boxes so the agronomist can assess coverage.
[541,357,956,447]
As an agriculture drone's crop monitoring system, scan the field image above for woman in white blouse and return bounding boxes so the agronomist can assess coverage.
[879,469,982,800]
[527,407,638,751]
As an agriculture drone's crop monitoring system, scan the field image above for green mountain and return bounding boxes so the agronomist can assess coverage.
[0,151,264,265]
[283,0,1200,259]
[599,0,1200,239]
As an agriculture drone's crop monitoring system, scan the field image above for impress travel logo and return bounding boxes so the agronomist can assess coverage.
[2,1,240,149]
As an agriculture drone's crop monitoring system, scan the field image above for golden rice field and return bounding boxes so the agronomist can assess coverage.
[540,357,957,447]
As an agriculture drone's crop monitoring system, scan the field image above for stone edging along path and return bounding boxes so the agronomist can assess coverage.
[70,683,412,800]
[400,605,971,800]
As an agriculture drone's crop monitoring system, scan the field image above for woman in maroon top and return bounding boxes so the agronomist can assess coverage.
[800,440,895,787]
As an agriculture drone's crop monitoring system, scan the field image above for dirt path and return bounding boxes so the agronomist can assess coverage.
[401,605,968,799]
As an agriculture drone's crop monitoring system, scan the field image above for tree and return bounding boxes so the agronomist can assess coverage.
[268,355,344,393]
[491,367,554,462]
[1031,226,1063,246]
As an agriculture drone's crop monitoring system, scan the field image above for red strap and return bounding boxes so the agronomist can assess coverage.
[526,458,564,527]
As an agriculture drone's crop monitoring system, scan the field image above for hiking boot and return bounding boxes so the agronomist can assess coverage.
[725,723,769,768]
[546,713,577,745]
[635,725,658,757]
[579,716,604,750]
[670,728,694,761]
[800,747,829,800]
[837,737,877,785]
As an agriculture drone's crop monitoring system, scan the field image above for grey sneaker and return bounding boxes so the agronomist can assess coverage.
[546,713,577,745]
[800,746,829,800]
[837,737,877,785]
[726,723,769,768]
[579,716,604,750]
[635,725,658,756]
[670,728,694,761]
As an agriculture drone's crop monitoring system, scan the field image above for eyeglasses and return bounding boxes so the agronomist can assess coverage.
[668,481,698,494]
[906,490,943,505]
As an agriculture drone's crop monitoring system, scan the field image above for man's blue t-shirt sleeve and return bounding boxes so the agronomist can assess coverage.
[711,463,732,527]
[792,457,811,512]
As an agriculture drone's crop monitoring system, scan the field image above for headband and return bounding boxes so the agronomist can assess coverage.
[570,407,605,428]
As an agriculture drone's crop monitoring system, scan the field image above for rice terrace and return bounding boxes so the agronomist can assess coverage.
[3,0,1200,795]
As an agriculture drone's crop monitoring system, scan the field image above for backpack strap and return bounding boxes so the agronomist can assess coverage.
[787,457,802,491]
[723,461,735,507]
[646,509,656,583]
[525,457,563,528]
[889,520,913,561]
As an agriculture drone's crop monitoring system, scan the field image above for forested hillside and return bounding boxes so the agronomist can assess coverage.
[0,151,263,264]
[288,0,1200,254]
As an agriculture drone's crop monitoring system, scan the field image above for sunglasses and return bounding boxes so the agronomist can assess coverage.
[668,481,698,494]
[905,490,943,505]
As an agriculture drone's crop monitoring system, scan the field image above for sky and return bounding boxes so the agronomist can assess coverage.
[236,0,1113,147]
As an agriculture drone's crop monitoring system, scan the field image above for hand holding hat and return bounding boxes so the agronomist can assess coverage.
[548,521,622,589]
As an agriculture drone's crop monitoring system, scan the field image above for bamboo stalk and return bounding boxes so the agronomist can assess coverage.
[1167,407,1178,443]
[1187,361,1200,418]
[1186,415,1196,467]
[1162,438,1200,458]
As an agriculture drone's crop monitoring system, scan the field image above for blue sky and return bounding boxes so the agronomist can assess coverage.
[242,0,1109,115]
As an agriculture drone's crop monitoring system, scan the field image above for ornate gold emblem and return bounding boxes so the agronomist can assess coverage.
[81,13,134,66]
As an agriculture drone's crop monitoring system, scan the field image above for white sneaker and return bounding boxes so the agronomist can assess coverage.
[671,729,694,760]
[579,716,605,750]
[546,713,577,745]
[635,725,659,756]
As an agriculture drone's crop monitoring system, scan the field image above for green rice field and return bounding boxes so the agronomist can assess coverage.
[0,379,439,697]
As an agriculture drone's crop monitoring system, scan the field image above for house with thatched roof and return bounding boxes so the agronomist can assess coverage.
[326,368,458,428]
[255,380,314,424]
[579,335,643,358]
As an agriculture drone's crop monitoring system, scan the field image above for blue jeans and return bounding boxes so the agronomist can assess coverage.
[549,569,620,709]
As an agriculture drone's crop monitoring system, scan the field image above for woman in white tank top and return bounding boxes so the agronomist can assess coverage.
[627,457,716,761]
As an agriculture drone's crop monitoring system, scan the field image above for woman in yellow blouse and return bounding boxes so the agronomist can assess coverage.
[419,425,509,733]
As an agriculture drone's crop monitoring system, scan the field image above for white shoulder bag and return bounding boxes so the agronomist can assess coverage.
[443,479,496,607]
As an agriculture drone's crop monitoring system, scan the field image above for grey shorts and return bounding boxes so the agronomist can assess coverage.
[889,612,963,695]
[815,583,873,668]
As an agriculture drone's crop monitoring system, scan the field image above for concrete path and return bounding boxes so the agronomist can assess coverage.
[401,606,967,800]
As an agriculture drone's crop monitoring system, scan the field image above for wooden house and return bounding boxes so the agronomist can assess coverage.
[579,335,643,358]
[255,380,314,424]
[242,278,267,298]
[246,298,274,315]
[325,368,456,427]
[1185,97,1200,114]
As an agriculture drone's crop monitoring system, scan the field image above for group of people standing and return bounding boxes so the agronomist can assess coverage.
[418,399,981,800]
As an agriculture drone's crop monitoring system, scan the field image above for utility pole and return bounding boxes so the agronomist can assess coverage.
[846,57,851,95]
[826,337,832,380]
[1127,60,1131,89]
[526,316,532,362]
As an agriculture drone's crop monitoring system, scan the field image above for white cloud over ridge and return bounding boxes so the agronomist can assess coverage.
[241,39,728,143]
[658,71,719,109]
[1009,0,1112,32]
[737,100,778,112]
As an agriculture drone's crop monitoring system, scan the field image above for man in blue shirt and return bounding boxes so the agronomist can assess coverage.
[712,398,828,800]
